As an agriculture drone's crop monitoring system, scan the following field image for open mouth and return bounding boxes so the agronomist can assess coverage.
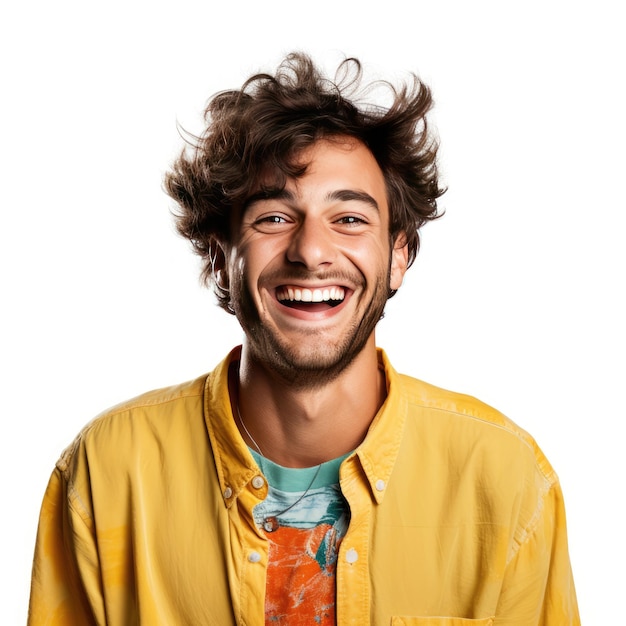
[276,286,346,310]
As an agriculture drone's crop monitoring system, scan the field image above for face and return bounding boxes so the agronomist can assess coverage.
[225,138,408,387]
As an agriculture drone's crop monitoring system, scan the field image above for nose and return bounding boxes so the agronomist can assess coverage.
[286,217,336,270]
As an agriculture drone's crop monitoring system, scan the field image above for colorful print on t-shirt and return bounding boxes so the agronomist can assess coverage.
[251,456,350,625]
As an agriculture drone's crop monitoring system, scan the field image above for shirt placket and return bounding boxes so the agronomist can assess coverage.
[232,471,269,626]
[336,456,372,625]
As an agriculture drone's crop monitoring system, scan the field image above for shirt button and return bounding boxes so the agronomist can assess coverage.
[248,551,262,563]
[251,476,265,489]
[345,548,358,564]
[375,479,385,492]
[223,487,233,499]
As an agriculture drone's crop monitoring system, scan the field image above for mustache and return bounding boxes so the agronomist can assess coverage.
[260,267,364,286]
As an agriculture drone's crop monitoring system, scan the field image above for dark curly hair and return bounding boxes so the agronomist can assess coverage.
[164,52,445,312]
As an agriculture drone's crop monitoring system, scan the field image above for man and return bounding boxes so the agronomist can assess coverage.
[29,53,579,624]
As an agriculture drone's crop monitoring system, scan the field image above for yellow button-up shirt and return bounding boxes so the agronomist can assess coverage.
[28,348,579,625]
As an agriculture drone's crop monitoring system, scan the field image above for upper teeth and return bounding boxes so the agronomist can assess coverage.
[277,287,345,302]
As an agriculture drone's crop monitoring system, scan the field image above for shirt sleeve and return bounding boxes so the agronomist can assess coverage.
[495,478,580,625]
[28,468,105,625]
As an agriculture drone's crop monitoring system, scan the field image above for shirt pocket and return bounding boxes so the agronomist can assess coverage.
[391,618,494,626]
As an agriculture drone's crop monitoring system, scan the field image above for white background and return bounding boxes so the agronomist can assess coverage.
[1,1,624,622]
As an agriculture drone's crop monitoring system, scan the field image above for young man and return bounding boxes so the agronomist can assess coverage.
[29,54,580,625]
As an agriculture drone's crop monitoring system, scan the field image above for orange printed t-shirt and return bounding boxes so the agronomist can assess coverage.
[249,450,350,625]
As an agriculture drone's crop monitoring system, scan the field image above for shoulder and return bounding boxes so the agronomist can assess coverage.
[101,373,208,415]
[57,373,210,477]
[396,372,557,486]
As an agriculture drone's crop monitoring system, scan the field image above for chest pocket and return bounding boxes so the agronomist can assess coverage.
[391,618,494,626]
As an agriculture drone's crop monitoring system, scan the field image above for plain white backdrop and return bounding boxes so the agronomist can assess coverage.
[2,0,624,622]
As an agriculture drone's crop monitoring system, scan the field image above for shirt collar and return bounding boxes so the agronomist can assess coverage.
[203,347,408,508]
[204,347,259,509]
[352,349,408,504]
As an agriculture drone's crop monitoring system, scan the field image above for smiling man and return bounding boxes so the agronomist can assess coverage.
[29,54,580,625]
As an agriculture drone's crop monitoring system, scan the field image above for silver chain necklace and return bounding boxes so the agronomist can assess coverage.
[235,401,322,533]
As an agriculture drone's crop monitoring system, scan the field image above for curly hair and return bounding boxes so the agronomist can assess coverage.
[164,52,445,312]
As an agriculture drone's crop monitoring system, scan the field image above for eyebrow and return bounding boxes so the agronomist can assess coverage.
[243,188,379,213]
[326,189,379,211]
[243,188,294,211]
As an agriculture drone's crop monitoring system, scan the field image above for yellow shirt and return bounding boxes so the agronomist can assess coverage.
[28,348,579,625]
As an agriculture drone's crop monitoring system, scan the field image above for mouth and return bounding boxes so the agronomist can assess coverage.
[275,285,346,311]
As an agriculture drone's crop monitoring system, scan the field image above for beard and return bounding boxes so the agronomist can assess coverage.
[229,265,391,389]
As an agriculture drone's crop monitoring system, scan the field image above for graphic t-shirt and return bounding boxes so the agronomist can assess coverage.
[249,450,350,625]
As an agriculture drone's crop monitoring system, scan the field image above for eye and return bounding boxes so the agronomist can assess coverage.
[256,215,287,224]
[336,215,367,226]
[249,212,294,233]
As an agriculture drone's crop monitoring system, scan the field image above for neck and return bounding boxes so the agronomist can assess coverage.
[233,337,386,468]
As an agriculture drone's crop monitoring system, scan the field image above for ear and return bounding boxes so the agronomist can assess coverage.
[208,238,226,275]
[209,239,228,285]
[389,232,409,291]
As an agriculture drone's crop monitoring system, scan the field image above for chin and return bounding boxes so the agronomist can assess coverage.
[249,329,369,389]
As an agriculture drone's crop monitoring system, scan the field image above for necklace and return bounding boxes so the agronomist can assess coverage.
[235,401,322,533]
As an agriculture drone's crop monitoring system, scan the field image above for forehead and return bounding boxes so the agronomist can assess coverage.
[245,137,388,212]
[291,137,387,198]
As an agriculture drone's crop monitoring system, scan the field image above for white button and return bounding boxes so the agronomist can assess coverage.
[345,548,358,564]
[248,551,261,563]
[223,487,233,499]
[375,479,385,492]
[251,476,265,489]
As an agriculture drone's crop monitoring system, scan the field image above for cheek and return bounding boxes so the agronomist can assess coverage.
[235,246,277,302]
[344,239,391,277]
